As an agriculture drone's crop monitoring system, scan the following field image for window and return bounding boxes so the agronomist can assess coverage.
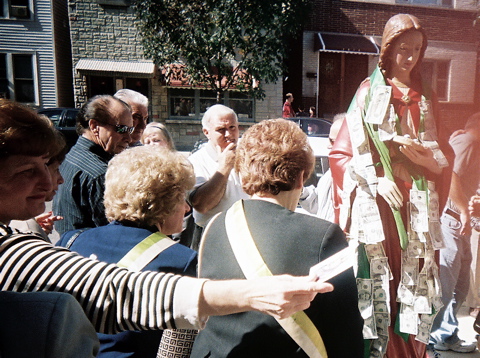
[169,89,255,121]
[421,60,450,101]
[87,75,149,98]
[0,52,36,103]
[13,54,35,102]
[0,54,8,99]
[1,0,32,19]
[395,0,452,7]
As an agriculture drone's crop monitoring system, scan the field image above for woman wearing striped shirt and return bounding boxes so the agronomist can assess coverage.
[0,99,334,338]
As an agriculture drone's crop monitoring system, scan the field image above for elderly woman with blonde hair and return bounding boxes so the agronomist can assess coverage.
[57,145,197,357]
[191,118,363,357]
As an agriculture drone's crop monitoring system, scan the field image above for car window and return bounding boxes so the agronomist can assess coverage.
[38,109,63,127]
[64,110,79,127]
[306,119,331,137]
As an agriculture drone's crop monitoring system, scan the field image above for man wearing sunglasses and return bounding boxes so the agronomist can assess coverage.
[53,95,134,235]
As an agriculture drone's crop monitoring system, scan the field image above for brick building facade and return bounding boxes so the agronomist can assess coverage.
[287,0,480,133]
[68,0,282,150]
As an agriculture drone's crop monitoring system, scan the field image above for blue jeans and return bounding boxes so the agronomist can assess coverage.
[430,210,472,344]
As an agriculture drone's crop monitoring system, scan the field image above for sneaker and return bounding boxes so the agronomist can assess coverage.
[433,339,477,353]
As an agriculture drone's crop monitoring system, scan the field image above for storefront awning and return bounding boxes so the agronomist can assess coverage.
[75,59,155,78]
[314,33,379,55]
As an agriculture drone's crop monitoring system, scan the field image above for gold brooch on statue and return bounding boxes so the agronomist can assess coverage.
[401,95,411,105]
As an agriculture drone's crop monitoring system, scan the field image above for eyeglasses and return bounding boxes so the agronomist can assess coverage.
[103,123,135,134]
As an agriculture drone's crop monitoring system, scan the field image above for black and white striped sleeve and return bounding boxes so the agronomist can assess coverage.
[0,234,207,333]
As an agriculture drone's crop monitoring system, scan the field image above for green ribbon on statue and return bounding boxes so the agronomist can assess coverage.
[347,66,431,344]
[354,66,428,251]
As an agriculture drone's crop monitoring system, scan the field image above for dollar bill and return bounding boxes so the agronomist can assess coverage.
[415,321,433,344]
[363,316,378,339]
[346,108,366,149]
[370,334,389,358]
[422,140,449,168]
[409,189,429,233]
[358,197,385,244]
[378,105,397,142]
[406,239,425,259]
[364,85,392,125]
[365,243,386,260]
[397,283,415,305]
[428,221,444,250]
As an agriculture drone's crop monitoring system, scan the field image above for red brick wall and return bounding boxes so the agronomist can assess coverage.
[297,0,480,132]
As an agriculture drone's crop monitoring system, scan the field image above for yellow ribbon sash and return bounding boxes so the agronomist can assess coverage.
[224,200,328,358]
[117,232,176,272]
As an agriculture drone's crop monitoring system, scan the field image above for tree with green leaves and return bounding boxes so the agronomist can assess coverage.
[134,0,310,101]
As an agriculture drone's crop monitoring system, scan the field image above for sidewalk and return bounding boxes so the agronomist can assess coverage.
[427,305,480,358]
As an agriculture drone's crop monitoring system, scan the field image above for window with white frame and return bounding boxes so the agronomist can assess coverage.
[0,53,36,103]
[421,60,450,101]
[169,88,254,121]
[1,0,33,19]
[395,0,452,7]
[0,54,8,99]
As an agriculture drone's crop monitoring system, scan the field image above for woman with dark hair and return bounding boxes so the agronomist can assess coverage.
[10,125,67,240]
[329,14,452,357]
[191,118,363,357]
[0,99,335,355]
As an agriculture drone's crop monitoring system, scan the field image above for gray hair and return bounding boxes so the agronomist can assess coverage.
[76,95,130,135]
[201,104,238,130]
[114,89,148,107]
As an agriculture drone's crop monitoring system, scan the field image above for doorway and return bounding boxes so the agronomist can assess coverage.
[317,52,368,117]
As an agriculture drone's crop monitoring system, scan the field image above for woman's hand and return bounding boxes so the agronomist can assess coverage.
[377,177,403,210]
[35,211,63,235]
[399,143,442,174]
[200,275,334,320]
[242,275,334,319]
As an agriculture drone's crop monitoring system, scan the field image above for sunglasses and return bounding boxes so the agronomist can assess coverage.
[103,123,135,134]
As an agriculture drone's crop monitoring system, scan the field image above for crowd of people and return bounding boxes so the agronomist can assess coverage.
[0,12,479,358]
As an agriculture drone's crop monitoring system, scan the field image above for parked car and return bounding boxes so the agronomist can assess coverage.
[289,117,332,186]
[37,107,80,148]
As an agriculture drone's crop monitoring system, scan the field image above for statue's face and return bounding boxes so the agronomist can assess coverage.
[389,30,424,79]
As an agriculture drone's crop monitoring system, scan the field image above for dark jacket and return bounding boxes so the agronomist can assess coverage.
[57,221,197,358]
[191,199,363,358]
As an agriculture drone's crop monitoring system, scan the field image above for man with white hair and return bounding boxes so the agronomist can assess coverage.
[188,104,248,250]
[114,89,148,146]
